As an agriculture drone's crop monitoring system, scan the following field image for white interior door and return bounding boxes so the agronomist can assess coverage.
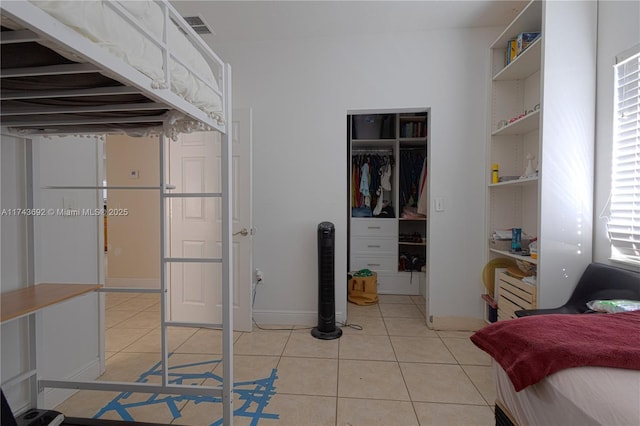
[226,108,253,331]
[168,108,253,331]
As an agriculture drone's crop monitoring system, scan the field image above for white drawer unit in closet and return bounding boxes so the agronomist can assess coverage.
[351,218,397,237]
[350,218,398,275]
[351,236,396,255]
[351,255,397,273]
[376,271,421,294]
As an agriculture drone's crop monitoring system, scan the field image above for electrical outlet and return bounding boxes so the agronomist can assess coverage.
[255,268,264,284]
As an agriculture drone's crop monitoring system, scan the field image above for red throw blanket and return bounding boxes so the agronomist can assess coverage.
[470,311,640,391]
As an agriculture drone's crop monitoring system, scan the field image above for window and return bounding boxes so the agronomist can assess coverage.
[609,46,640,264]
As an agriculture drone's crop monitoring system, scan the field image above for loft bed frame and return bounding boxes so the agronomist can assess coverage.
[0,1,234,425]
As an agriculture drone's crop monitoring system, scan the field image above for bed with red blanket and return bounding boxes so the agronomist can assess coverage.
[471,311,640,425]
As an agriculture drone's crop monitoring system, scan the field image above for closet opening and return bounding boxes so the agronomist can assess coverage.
[347,108,430,322]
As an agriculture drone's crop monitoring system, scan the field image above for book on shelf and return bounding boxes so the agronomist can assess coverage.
[401,121,426,138]
[516,32,541,55]
[506,38,518,65]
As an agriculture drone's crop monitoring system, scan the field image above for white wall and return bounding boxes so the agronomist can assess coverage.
[1,134,31,410]
[34,136,102,408]
[594,1,640,265]
[0,135,102,412]
[212,26,499,326]
[105,134,160,286]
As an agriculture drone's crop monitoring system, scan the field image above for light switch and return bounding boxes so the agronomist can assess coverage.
[63,196,76,210]
[62,196,78,217]
[435,197,445,212]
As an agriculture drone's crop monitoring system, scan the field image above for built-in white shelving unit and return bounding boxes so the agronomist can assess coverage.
[485,0,597,320]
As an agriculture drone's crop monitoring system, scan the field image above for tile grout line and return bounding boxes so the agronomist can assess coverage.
[393,299,428,424]
[335,330,341,426]
[459,362,493,407]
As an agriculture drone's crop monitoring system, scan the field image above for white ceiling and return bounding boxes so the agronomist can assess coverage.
[171,1,529,45]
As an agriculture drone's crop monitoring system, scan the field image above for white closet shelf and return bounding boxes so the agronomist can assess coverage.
[493,38,542,81]
[399,137,427,143]
[489,249,538,264]
[490,0,542,49]
[492,110,540,136]
[352,138,395,143]
[489,176,538,188]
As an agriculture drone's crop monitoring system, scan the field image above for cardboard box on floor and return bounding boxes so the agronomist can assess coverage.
[348,272,379,305]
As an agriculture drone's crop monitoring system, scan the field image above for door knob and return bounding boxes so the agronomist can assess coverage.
[233,228,249,237]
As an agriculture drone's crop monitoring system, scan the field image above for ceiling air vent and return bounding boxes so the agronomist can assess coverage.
[181,15,214,35]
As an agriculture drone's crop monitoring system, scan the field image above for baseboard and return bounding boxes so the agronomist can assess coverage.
[253,310,346,327]
[104,277,159,289]
[429,316,487,331]
[1,359,101,416]
[43,357,101,410]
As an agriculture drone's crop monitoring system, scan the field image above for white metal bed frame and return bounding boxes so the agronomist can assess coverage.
[0,1,235,424]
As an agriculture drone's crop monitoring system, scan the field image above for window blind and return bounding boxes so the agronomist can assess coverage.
[609,47,640,264]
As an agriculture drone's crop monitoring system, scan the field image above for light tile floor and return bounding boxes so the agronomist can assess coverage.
[56,293,495,425]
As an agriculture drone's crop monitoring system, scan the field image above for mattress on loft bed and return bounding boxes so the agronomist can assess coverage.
[0,36,172,134]
[1,0,223,133]
[33,0,223,121]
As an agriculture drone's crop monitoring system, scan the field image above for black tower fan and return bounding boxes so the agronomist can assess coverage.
[311,222,342,340]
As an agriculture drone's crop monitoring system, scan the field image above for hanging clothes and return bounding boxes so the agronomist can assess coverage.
[399,150,425,209]
[352,160,359,208]
[360,162,371,207]
[351,152,394,216]
[417,157,428,215]
[380,162,392,191]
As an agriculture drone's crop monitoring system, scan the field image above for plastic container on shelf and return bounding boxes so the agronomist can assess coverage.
[529,240,538,259]
[353,115,395,139]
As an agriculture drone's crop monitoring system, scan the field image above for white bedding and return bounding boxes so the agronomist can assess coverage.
[30,0,223,123]
[495,362,640,425]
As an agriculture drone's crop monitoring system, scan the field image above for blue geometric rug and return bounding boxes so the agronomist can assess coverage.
[94,354,279,425]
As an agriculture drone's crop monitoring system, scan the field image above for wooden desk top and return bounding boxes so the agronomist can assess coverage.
[1,283,102,323]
